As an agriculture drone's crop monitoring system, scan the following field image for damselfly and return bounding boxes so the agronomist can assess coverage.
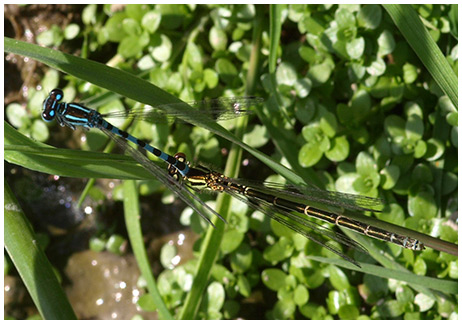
[42,88,262,226]
[168,153,425,267]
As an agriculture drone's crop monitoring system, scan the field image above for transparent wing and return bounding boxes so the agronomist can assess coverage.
[102,97,263,124]
[228,178,384,212]
[221,185,366,267]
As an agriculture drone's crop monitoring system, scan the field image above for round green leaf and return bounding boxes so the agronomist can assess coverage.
[230,243,252,273]
[270,217,296,239]
[414,293,435,312]
[351,89,371,117]
[273,299,296,320]
[166,72,183,93]
[263,237,293,263]
[6,103,28,128]
[357,4,382,30]
[294,285,309,306]
[105,234,126,255]
[119,35,143,58]
[380,164,400,189]
[396,286,414,304]
[203,68,219,89]
[336,103,352,125]
[384,115,405,139]
[137,294,157,312]
[299,142,323,167]
[125,4,147,21]
[209,26,227,51]
[413,256,427,276]
[64,24,80,40]
[335,7,355,28]
[366,57,386,76]
[105,12,128,42]
[276,62,298,86]
[294,78,312,98]
[346,37,365,59]
[335,173,361,195]
[338,305,359,320]
[295,99,316,124]
[236,43,252,62]
[243,124,268,148]
[403,63,418,84]
[149,67,168,87]
[36,26,62,47]
[352,173,380,194]
[82,4,97,25]
[220,229,244,254]
[413,140,427,158]
[349,62,366,81]
[89,236,106,252]
[438,95,457,114]
[207,281,225,313]
[158,4,187,29]
[328,265,350,291]
[261,268,287,291]
[356,151,377,174]
[308,63,333,85]
[325,136,349,162]
[424,138,445,161]
[160,243,177,269]
[138,54,155,70]
[319,110,338,138]
[301,123,321,141]
[215,58,238,84]
[408,190,437,219]
[151,34,172,62]
[377,30,395,56]
[299,45,317,63]
[405,114,424,142]
[327,290,341,314]
[441,171,457,195]
[446,112,458,126]
[31,120,49,142]
[122,18,141,35]
[411,163,433,183]
[236,274,251,298]
[142,10,161,33]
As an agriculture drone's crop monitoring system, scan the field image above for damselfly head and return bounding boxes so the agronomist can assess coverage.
[42,88,64,122]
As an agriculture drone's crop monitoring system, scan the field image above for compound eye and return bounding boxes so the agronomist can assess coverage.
[174,152,187,162]
[49,89,64,101]
[42,89,64,122]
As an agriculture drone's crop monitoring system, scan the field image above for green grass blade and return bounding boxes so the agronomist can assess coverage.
[308,256,457,295]
[342,211,458,256]
[179,8,264,319]
[383,4,458,109]
[5,37,306,187]
[123,180,173,320]
[4,182,76,319]
[269,4,283,73]
[5,122,153,180]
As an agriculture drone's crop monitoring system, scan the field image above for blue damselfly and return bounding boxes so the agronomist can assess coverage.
[42,88,261,226]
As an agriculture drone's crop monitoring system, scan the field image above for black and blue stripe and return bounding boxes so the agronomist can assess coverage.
[42,89,189,176]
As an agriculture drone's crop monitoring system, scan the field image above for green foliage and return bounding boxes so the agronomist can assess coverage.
[5,3,457,321]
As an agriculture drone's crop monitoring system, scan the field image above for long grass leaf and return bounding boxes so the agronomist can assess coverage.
[5,182,76,319]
